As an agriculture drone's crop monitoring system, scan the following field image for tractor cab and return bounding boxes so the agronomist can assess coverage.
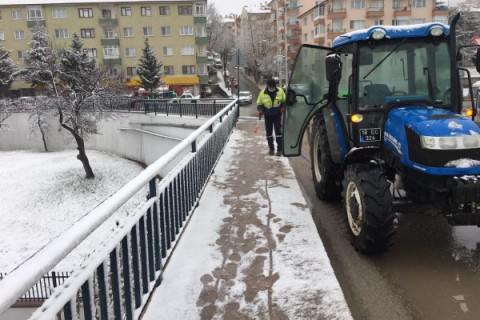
[283,22,461,158]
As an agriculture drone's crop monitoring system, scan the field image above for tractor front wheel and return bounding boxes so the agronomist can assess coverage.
[342,163,396,254]
[310,114,340,201]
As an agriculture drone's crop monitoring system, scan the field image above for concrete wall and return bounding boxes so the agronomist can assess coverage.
[0,112,206,174]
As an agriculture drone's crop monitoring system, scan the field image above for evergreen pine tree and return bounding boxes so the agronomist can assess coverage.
[137,38,162,95]
[0,45,18,98]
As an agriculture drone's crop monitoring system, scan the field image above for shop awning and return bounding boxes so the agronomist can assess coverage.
[162,76,200,85]
[124,77,141,87]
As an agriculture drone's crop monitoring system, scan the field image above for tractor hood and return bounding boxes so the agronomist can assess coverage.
[384,106,480,175]
[386,106,480,137]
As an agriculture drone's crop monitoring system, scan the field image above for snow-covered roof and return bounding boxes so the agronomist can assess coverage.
[0,0,193,5]
[243,5,270,14]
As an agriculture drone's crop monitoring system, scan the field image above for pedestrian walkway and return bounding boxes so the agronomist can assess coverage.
[141,115,352,319]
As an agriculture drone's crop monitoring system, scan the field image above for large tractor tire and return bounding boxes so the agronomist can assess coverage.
[310,114,341,201]
[342,163,396,254]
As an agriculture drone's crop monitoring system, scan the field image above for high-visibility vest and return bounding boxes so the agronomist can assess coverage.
[256,87,286,110]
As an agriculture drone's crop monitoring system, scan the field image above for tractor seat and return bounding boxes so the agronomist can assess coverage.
[363,84,391,108]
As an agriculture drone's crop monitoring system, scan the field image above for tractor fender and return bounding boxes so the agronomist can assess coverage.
[340,147,382,179]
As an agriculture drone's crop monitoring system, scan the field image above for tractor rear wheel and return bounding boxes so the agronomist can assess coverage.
[310,114,340,200]
[342,163,396,254]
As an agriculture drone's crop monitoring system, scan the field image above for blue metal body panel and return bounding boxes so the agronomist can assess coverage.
[332,105,348,160]
[332,23,450,48]
[384,107,480,175]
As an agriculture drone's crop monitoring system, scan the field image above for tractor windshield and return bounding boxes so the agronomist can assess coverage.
[357,39,451,110]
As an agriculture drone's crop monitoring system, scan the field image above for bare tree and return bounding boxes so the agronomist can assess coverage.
[238,18,276,82]
[24,28,125,179]
[0,99,11,129]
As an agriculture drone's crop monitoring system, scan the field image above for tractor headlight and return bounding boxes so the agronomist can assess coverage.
[420,135,480,149]
[429,26,444,37]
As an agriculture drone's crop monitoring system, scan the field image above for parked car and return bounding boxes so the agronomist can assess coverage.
[238,91,253,104]
[170,91,200,103]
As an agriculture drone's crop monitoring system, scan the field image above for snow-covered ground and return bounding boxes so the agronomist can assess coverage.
[0,150,146,273]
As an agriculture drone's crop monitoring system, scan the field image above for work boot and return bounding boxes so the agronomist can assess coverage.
[276,150,282,157]
[268,148,275,155]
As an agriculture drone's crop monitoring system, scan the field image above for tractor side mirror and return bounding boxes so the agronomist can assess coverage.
[326,54,342,84]
[286,87,297,106]
[475,48,480,73]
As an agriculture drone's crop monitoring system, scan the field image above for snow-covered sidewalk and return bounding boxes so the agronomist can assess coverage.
[142,119,352,319]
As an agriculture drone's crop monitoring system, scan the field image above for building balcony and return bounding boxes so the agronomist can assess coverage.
[314,36,325,45]
[194,16,207,23]
[103,58,121,66]
[366,7,384,18]
[27,19,45,28]
[101,39,120,46]
[393,7,411,16]
[99,18,118,27]
[327,8,347,19]
[432,8,449,16]
[314,17,325,25]
[327,28,346,39]
[195,36,208,45]
[196,55,208,64]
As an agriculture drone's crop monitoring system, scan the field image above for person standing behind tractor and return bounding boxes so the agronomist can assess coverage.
[256,78,286,156]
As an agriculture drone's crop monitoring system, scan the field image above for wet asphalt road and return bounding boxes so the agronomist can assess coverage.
[225,68,480,319]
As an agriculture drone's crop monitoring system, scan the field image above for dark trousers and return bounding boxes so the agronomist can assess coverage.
[264,113,282,150]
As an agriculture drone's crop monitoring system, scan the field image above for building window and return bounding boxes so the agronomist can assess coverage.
[125,48,136,57]
[121,7,132,16]
[52,8,67,19]
[412,0,425,7]
[81,28,95,38]
[11,10,22,20]
[17,51,26,59]
[315,25,324,35]
[196,25,206,37]
[84,48,97,58]
[412,18,425,24]
[161,26,171,36]
[14,30,25,39]
[163,47,173,56]
[109,68,119,76]
[27,6,43,20]
[55,29,68,39]
[179,26,193,36]
[126,67,137,76]
[141,7,152,16]
[350,20,365,30]
[351,0,365,9]
[0,10,2,20]
[103,45,119,57]
[181,46,195,55]
[194,3,205,15]
[102,9,112,19]
[79,8,93,18]
[104,28,116,39]
[303,17,307,26]
[123,27,134,37]
[0,32,4,40]
[164,66,174,75]
[178,6,192,15]
[433,15,448,25]
[159,6,170,15]
[143,27,153,36]
[393,0,401,9]
[182,65,195,74]
[304,33,307,41]
[373,0,384,9]
[375,19,384,25]
[392,16,409,25]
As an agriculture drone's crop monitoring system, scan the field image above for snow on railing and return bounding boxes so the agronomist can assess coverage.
[0,100,238,319]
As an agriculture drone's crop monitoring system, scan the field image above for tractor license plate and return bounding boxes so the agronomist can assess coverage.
[360,128,381,142]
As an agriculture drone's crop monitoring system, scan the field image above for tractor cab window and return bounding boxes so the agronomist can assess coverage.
[357,40,451,110]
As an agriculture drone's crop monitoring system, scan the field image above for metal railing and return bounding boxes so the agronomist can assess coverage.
[0,272,71,302]
[0,100,238,320]
[116,98,234,118]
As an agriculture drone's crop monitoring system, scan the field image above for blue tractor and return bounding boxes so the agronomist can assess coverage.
[283,14,480,254]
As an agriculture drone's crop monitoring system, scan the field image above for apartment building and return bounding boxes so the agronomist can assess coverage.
[0,0,208,97]
[267,0,448,84]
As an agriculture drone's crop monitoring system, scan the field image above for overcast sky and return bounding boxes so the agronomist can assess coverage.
[209,0,266,16]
